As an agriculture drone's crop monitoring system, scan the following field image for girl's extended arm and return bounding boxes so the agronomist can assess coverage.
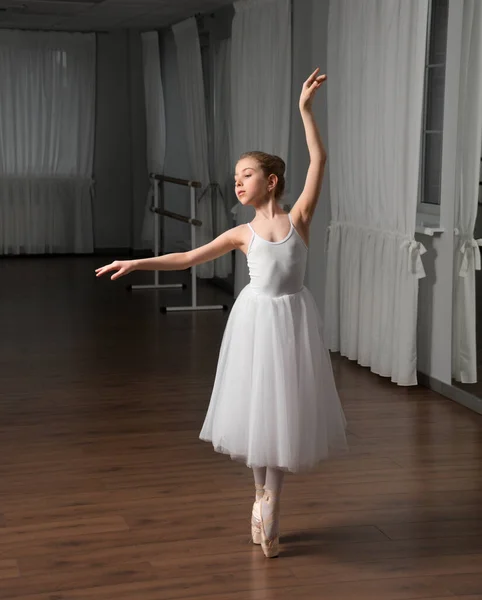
[95,227,242,280]
[291,68,328,227]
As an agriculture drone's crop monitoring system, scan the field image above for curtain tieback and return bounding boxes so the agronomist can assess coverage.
[458,237,482,277]
[400,239,427,279]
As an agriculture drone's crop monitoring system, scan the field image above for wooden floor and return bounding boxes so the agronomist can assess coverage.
[2,256,482,600]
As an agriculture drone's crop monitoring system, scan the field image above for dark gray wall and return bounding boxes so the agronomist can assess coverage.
[93,31,132,251]
[93,30,148,253]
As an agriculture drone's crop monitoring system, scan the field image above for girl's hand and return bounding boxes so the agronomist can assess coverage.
[95,260,136,280]
[299,67,326,112]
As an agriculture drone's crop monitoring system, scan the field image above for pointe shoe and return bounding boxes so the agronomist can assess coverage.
[260,490,280,558]
[251,483,263,544]
[251,499,261,544]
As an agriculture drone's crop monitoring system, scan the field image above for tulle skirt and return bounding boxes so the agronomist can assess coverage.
[199,284,348,472]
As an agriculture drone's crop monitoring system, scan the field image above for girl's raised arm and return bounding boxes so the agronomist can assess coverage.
[291,68,328,228]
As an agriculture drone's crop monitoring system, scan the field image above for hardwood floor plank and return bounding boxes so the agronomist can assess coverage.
[0,559,20,580]
[0,516,129,546]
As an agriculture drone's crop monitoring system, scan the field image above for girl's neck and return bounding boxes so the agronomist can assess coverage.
[253,200,285,221]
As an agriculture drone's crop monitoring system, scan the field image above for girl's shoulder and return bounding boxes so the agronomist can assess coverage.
[231,224,255,255]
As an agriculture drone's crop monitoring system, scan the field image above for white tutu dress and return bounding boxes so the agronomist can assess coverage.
[200,213,348,472]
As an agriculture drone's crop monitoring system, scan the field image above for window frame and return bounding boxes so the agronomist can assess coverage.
[418,0,448,217]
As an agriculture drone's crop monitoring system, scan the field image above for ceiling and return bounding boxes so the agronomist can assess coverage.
[0,0,234,31]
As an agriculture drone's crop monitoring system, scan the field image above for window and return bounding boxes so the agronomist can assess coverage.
[419,0,449,214]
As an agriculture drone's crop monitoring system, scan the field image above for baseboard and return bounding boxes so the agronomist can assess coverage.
[94,248,153,258]
[417,371,482,415]
[2,249,149,258]
[4,248,195,259]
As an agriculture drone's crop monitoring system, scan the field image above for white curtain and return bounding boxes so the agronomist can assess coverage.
[212,38,233,279]
[172,17,213,279]
[325,0,429,386]
[452,0,482,384]
[0,30,95,254]
[140,31,166,251]
[230,0,292,296]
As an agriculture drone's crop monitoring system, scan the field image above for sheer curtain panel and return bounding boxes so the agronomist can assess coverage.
[140,31,167,250]
[452,0,482,383]
[0,30,96,254]
[172,17,214,279]
[325,0,429,385]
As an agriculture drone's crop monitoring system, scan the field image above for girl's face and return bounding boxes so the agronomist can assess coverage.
[234,158,272,206]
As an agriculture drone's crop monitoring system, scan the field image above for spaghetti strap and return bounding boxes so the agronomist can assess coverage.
[246,221,256,255]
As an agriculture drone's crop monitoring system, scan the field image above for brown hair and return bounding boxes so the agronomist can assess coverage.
[239,151,286,200]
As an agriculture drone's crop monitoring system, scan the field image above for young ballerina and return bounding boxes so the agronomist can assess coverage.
[95,68,348,558]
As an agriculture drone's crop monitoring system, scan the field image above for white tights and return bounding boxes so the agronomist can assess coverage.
[252,467,285,494]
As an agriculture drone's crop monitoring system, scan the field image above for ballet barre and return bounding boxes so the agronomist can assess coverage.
[150,206,202,228]
[136,172,228,313]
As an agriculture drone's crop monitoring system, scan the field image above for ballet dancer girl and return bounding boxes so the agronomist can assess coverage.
[96,68,348,558]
